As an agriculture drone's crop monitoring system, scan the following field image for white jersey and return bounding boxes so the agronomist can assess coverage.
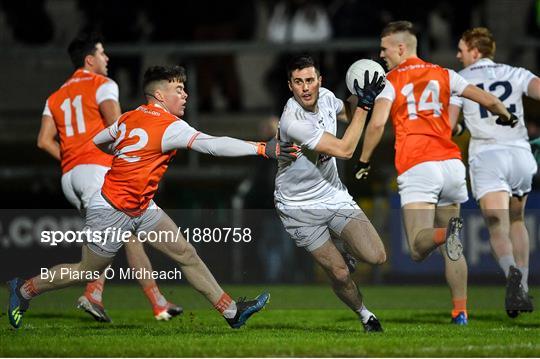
[274,87,346,206]
[450,58,538,159]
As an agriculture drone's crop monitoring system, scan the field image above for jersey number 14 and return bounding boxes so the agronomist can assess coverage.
[401,80,442,120]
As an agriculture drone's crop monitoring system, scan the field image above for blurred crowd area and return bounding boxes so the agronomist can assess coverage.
[1,0,539,199]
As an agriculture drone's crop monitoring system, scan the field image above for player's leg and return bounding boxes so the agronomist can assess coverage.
[67,164,111,321]
[334,214,386,265]
[509,195,530,293]
[309,239,382,332]
[402,202,441,261]
[479,191,531,316]
[123,239,183,320]
[7,245,112,328]
[435,203,468,324]
[143,210,268,328]
[397,162,460,261]
[479,191,513,273]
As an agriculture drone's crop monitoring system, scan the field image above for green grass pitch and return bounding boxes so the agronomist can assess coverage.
[1,284,539,357]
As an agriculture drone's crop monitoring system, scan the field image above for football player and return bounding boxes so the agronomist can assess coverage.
[274,55,387,332]
[355,21,517,325]
[449,27,540,317]
[36,33,182,322]
[8,65,297,329]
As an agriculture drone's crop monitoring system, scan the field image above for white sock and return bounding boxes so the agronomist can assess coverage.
[519,266,529,293]
[222,301,237,319]
[498,255,516,278]
[356,304,375,324]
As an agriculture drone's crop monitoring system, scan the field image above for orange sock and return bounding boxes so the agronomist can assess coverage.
[20,278,40,299]
[84,280,104,305]
[433,228,446,245]
[143,284,168,313]
[452,297,467,318]
[214,293,233,314]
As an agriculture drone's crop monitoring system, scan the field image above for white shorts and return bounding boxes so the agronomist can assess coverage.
[397,159,468,207]
[275,190,368,252]
[85,192,163,257]
[470,148,537,200]
[61,164,109,212]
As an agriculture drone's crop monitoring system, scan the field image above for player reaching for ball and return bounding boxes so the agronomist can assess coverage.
[7,65,299,330]
[274,54,387,332]
[354,21,517,325]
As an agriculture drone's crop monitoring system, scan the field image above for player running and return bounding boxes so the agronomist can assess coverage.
[36,33,181,322]
[449,27,540,317]
[275,55,387,332]
[7,65,296,329]
[355,21,517,325]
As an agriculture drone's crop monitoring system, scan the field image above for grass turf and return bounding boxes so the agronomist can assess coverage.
[1,284,539,357]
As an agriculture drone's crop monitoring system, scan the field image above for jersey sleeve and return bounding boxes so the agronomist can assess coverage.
[283,110,324,150]
[96,80,119,104]
[517,67,538,96]
[376,80,395,102]
[332,94,344,114]
[42,100,52,117]
[449,95,463,108]
[162,120,200,153]
[448,69,470,96]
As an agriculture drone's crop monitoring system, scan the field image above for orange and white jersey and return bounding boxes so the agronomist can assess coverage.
[100,104,178,216]
[96,103,259,216]
[377,57,470,175]
[43,69,118,173]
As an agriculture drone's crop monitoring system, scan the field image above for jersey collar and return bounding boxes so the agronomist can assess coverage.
[465,58,494,71]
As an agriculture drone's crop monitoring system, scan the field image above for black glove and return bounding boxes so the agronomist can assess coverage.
[495,113,518,128]
[258,137,300,160]
[354,161,371,180]
[354,71,386,111]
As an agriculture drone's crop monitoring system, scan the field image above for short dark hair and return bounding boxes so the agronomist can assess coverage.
[286,55,320,80]
[67,32,103,69]
[461,27,496,59]
[143,65,187,94]
[381,21,417,38]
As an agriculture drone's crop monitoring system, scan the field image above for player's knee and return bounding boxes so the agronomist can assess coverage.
[176,242,198,264]
[409,248,425,262]
[375,250,387,265]
[330,265,351,286]
[509,211,524,223]
[484,212,502,228]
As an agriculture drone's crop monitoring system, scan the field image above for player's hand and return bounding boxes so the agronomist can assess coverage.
[354,71,386,111]
[354,161,371,180]
[453,122,466,137]
[495,113,518,128]
[258,137,300,160]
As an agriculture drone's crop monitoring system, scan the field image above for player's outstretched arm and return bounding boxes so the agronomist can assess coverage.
[315,72,386,159]
[162,121,299,160]
[37,115,61,161]
[314,107,368,159]
[188,133,298,160]
[461,84,517,127]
